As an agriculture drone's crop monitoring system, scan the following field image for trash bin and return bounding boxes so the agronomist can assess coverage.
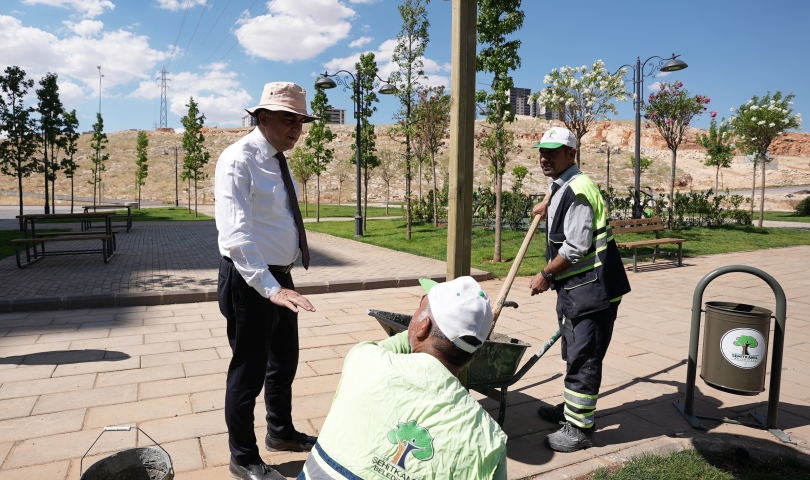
[700,302,772,396]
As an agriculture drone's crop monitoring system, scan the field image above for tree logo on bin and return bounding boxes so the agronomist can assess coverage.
[720,328,766,369]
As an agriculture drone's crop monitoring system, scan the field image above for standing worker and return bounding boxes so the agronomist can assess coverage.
[216,82,319,480]
[528,127,631,453]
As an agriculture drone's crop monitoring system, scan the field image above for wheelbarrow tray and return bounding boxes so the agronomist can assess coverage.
[368,309,531,424]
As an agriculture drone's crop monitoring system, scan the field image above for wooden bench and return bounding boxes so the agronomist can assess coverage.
[10,234,115,268]
[610,217,685,272]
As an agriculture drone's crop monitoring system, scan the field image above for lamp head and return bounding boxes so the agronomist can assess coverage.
[378,83,397,95]
[660,55,688,72]
[315,76,337,89]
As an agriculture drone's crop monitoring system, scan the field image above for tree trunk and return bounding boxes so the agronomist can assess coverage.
[575,137,582,168]
[316,175,320,223]
[17,171,24,231]
[338,181,342,207]
[386,183,390,215]
[715,165,720,192]
[194,175,198,218]
[668,149,677,229]
[43,137,50,214]
[418,160,422,205]
[750,158,757,220]
[303,182,309,217]
[138,184,141,210]
[363,166,369,231]
[493,171,503,262]
[188,177,191,214]
[758,152,766,228]
[51,175,56,214]
[70,176,74,214]
[405,109,412,240]
[431,151,438,227]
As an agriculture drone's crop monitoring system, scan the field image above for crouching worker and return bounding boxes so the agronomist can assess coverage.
[298,277,507,480]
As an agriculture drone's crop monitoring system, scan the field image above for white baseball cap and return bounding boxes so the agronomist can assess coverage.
[418,277,493,353]
[532,127,577,149]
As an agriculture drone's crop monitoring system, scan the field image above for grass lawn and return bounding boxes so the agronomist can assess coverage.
[1,229,71,260]
[589,449,809,480]
[298,203,396,218]
[761,211,810,223]
[45,207,213,222]
[305,220,810,278]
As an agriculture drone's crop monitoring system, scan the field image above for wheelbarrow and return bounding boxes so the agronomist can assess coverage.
[368,308,560,426]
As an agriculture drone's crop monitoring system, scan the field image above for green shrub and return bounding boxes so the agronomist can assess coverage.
[796,196,810,215]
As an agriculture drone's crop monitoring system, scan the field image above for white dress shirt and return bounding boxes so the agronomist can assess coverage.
[215,127,301,298]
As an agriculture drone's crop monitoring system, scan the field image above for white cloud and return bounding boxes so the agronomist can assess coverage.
[348,36,372,48]
[155,0,207,11]
[21,0,114,19]
[656,71,672,77]
[348,0,379,3]
[63,19,104,36]
[58,80,88,110]
[130,63,252,126]
[0,15,166,98]
[236,0,355,62]
[324,39,450,88]
[648,81,662,91]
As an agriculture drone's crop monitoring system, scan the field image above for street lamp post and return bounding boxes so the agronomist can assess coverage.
[315,71,396,237]
[162,146,179,206]
[614,54,687,218]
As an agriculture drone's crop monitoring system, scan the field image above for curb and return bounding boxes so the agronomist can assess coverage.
[0,271,492,313]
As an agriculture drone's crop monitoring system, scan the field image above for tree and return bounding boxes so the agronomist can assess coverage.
[729,92,801,227]
[60,110,80,213]
[333,157,353,207]
[89,113,109,207]
[36,72,64,214]
[387,421,434,470]
[351,53,381,232]
[180,97,211,217]
[376,149,399,215]
[476,0,524,262]
[734,335,758,356]
[628,154,653,174]
[0,66,40,229]
[390,0,430,240]
[531,60,629,167]
[305,88,334,222]
[135,130,149,209]
[643,81,709,227]
[697,113,735,192]
[289,146,314,212]
[413,86,451,226]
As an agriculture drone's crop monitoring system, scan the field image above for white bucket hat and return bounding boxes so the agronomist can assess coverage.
[532,127,577,149]
[419,277,493,353]
[245,82,318,122]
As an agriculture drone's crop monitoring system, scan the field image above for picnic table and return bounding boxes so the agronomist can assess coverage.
[82,204,133,232]
[12,212,118,268]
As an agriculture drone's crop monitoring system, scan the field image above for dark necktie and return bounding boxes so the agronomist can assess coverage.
[274,151,310,270]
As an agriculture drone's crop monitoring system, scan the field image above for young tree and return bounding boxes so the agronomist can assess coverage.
[376,149,400,215]
[390,0,430,240]
[135,130,149,209]
[36,72,64,214]
[89,113,109,207]
[532,60,629,167]
[476,0,525,262]
[289,146,314,213]
[352,53,381,232]
[333,157,353,207]
[305,89,334,222]
[413,86,451,226]
[180,97,211,217]
[729,92,801,227]
[697,113,735,192]
[0,66,39,230]
[643,81,709,227]
[60,110,80,213]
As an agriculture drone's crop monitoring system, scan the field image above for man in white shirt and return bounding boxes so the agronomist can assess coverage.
[216,82,318,480]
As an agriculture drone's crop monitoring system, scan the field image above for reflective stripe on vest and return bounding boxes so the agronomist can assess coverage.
[556,174,612,281]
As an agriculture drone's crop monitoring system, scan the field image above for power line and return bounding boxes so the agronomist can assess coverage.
[218,0,277,63]
[203,0,260,65]
[181,0,235,70]
[175,0,211,73]
[166,0,196,70]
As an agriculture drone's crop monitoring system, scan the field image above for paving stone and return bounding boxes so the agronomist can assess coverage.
[176,319,223,331]
[140,373,226,400]
[307,357,345,376]
[109,323,176,337]
[505,429,593,479]
[299,334,356,349]
[0,341,71,357]
[34,384,137,415]
[0,374,96,400]
[0,364,55,383]
[4,426,137,469]
[145,329,211,344]
[0,408,85,443]
[138,409,227,445]
[179,336,228,351]
[0,396,36,421]
[104,341,180,358]
[68,333,144,350]
[298,346,341,362]
[37,328,111,343]
[190,389,227,413]
[158,438,204,472]
[96,363,185,387]
[292,373,341,397]
[141,348,219,368]
[183,358,230,377]
[0,440,12,466]
[143,314,205,326]
[86,395,192,429]
[0,460,71,480]
[175,464,231,480]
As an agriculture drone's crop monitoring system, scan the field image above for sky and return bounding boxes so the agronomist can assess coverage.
[1,0,808,134]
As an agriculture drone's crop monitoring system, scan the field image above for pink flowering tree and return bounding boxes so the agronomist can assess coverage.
[643,81,709,227]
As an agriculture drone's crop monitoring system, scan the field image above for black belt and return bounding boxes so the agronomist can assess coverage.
[222,256,294,274]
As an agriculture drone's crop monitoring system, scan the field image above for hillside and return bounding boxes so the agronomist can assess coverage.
[2,119,808,210]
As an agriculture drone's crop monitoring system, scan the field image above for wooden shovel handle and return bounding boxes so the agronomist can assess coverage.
[487,214,543,339]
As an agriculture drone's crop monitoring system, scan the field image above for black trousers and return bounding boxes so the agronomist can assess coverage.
[556,300,619,428]
[218,258,299,464]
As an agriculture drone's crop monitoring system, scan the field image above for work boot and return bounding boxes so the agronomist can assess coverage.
[229,457,285,480]
[265,430,317,452]
[537,402,565,424]
[544,421,594,453]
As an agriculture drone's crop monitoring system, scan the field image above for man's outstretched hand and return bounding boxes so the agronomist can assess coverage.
[270,288,316,313]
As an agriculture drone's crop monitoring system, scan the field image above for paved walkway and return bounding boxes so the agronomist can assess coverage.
[0,221,487,310]
[0,247,808,479]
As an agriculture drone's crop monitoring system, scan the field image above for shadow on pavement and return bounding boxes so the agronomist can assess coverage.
[274,460,305,477]
[0,349,130,365]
